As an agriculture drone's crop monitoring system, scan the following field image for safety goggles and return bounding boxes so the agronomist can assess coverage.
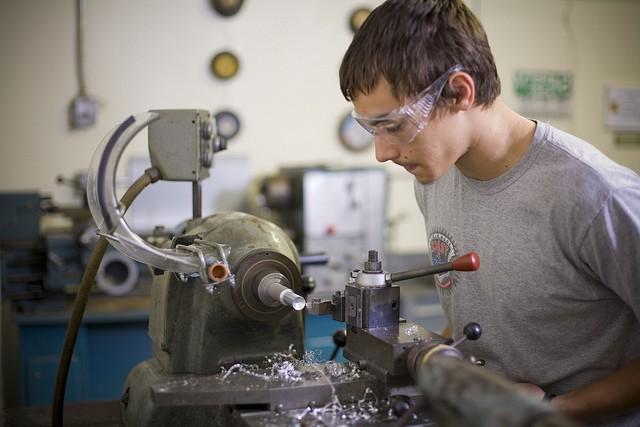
[352,64,464,145]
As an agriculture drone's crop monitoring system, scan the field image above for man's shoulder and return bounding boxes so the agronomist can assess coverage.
[534,122,640,197]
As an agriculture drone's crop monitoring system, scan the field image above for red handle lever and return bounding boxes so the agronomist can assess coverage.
[451,252,480,271]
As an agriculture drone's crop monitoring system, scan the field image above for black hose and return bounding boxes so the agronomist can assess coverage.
[52,169,158,427]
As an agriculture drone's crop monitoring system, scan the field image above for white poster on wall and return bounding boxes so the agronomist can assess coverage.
[605,86,640,133]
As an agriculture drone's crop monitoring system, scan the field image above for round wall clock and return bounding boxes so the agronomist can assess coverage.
[214,110,241,140]
[349,7,371,33]
[338,111,373,152]
[211,0,244,17]
[210,51,240,80]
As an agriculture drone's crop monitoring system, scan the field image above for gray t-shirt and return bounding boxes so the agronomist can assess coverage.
[414,121,640,426]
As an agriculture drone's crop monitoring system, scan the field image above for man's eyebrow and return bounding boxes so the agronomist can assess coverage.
[368,118,396,126]
[354,107,402,121]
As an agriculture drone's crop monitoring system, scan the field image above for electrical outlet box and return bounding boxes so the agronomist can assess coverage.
[148,109,215,182]
[69,96,97,129]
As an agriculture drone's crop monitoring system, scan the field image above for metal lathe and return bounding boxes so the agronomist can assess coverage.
[70,109,578,427]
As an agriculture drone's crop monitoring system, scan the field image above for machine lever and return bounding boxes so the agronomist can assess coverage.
[450,322,482,348]
[329,329,347,361]
[388,252,480,283]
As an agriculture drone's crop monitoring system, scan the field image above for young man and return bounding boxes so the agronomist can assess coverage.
[339,1,640,426]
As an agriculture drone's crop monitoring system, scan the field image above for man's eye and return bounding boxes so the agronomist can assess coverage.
[385,124,402,134]
[382,121,408,134]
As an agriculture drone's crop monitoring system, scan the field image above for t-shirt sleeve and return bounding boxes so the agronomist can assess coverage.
[579,185,640,321]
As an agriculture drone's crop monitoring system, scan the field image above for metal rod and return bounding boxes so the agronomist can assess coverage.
[75,0,87,96]
[258,273,305,311]
[192,181,202,218]
[390,262,453,283]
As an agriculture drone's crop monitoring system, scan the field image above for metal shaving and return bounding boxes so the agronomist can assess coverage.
[220,345,407,425]
[323,361,361,381]
[302,349,323,365]
[268,387,399,426]
[221,360,303,383]
[221,345,304,383]
[405,324,419,336]
[220,345,363,386]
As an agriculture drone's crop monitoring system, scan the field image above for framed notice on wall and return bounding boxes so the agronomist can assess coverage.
[605,86,640,133]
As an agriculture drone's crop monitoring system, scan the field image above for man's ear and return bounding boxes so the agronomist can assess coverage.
[449,72,475,111]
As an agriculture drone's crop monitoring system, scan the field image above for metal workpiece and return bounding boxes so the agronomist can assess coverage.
[279,289,305,311]
[257,272,305,311]
[412,355,579,427]
[232,250,302,321]
[148,109,217,182]
[257,272,290,307]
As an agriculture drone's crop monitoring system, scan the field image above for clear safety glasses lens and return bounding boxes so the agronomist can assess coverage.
[352,64,464,144]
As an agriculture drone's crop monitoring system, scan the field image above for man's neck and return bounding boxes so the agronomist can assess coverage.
[455,99,536,181]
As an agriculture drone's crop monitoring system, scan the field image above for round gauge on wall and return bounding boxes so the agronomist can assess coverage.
[349,7,371,33]
[210,0,244,17]
[338,111,374,152]
[210,51,240,80]
[214,110,241,140]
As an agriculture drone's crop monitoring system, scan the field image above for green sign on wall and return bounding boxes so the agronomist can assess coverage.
[513,70,573,117]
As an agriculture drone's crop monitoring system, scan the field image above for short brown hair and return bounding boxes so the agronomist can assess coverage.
[339,0,500,108]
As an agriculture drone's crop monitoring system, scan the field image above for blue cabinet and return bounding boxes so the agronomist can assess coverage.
[7,306,354,407]
[304,315,346,363]
[8,307,152,406]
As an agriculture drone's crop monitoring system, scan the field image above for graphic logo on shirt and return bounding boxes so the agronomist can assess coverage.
[429,228,458,292]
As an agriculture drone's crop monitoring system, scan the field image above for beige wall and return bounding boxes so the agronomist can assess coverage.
[1,0,639,253]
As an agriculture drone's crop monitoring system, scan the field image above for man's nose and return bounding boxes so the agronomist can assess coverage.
[374,137,400,163]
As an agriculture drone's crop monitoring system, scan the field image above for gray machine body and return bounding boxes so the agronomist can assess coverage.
[122,212,305,425]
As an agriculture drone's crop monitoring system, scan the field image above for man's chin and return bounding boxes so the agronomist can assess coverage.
[416,176,435,184]
[413,170,438,184]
